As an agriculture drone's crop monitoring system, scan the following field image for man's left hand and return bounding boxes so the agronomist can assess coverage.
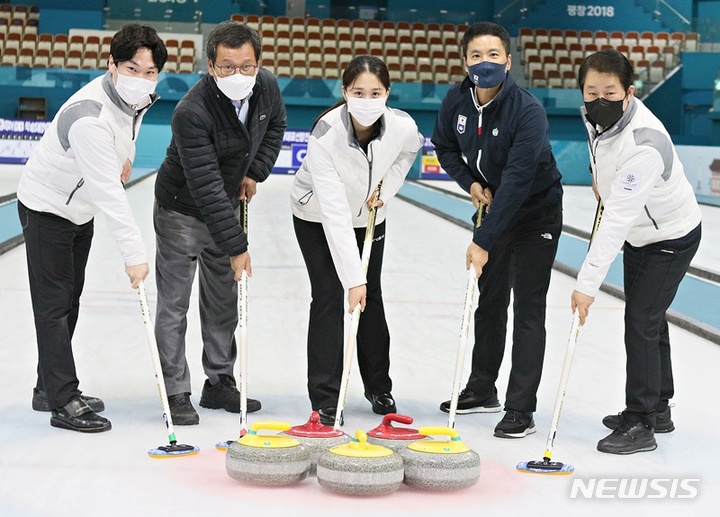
[466,241,488,279]
[239,177,258,202]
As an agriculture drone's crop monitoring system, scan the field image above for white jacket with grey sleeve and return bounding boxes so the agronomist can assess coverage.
[290,104,424,290]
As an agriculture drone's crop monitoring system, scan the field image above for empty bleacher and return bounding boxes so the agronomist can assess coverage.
[0,5,702,89]
[231,13,467,84]
[0,5,202,73]
[518,27,699,89]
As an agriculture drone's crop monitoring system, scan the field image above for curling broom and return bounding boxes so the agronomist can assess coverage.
[517,200,603,475]
[334,182,382,430]
[138,280,199,458]
[217,198,251,451]
[446,203,484,429]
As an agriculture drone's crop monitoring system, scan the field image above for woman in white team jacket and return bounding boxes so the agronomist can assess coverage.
[290,55,424,425]
[571,50,701,455]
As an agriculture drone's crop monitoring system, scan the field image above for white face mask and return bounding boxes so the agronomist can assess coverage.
[215,72,256,101]
[346,97,387,127]
[114,73,156,107]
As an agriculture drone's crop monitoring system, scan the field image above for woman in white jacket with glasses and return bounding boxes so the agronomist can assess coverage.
[290,55,424,426]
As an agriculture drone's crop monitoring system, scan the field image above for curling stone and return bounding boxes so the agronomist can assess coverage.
[225,420,311,486]
[281,411,350,475]
[316,429,404,496]
[366,413,427,452]
[398,426,480,491]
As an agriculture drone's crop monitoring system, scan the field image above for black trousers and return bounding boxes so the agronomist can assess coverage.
[293,216,391,409]
[623,223,701,425]
[18,201,94,410]
[466,200,562,412]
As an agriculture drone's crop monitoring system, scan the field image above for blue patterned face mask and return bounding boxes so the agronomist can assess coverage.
[467,61,507,89]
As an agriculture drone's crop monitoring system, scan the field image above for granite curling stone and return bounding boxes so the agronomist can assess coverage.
[225,420,311,486]
[316,429,404,496]
[366,413,427,452]
[398,426,480,491]
[281,411,350,475]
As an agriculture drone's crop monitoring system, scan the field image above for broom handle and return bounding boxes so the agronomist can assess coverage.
[589,199,604,250]
[540,199,602,461]
[137,280,178,445]
[541,313,580,461]
[334,182,382,430]
[447,203,484,428]
[238,199,249,436]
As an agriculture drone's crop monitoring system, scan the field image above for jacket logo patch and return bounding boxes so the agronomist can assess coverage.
[492,128,499,136]
[457,115,466,134]
[259,114,267,120]
[622,173,638,191]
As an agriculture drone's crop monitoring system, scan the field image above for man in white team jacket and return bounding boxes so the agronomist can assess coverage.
[17,24,167,433]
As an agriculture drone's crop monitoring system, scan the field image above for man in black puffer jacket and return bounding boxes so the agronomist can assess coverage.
[153,21,286,425]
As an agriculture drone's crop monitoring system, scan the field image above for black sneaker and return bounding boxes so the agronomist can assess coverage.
[199,375,261,413]
[440,389,501,414]
[32,387,105,413]
[493,410,536,438]
[50,397,111,433]
[597,413,657,454]
[168,393,199,425]
[602,406,675,433]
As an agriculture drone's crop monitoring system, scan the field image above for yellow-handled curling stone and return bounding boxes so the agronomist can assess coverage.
[316,429,404,495]
[225,420,311,485]
[398,426,480,490]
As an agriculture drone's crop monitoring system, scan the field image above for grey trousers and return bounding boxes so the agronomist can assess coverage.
[153,202,239,396]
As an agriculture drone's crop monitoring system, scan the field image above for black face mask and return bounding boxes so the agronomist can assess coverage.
[584,97,625,129]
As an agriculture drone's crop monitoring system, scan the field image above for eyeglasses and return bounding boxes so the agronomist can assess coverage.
[213,63,259,76]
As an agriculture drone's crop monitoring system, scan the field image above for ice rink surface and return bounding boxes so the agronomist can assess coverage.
[0,173,718,516]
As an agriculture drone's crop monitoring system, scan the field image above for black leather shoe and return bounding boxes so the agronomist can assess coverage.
[50,397,111,433]
[199,375,261,413]
[317,407,343,426]
[32,387,105,413]
[364,392,396,415]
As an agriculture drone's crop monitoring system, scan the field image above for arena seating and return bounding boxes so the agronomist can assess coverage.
[519,27,698,88]
[231,13,467,84]
[0,5,701,89]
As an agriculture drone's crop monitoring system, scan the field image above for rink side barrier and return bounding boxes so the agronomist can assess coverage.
[396,180,720,346]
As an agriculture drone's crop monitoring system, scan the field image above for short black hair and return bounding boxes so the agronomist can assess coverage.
[110,24,167,71]
[460,22,511,58]
[206,21,262,62]
[578,49,635,91]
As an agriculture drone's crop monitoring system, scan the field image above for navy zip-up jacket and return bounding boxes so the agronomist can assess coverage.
[432,72,562,251]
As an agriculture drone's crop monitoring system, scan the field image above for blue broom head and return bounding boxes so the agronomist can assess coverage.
[148,443,200,458]
[215,440,233,451]
[516,460,574,475]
